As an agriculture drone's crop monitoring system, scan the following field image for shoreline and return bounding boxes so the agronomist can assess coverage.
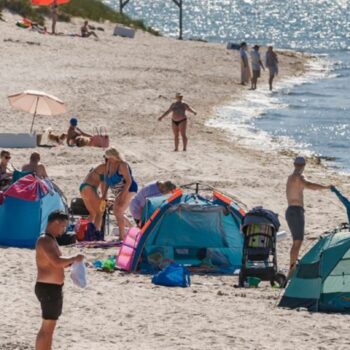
[1,12,350,350]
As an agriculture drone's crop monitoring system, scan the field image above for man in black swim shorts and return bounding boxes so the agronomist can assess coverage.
[35,210,84,350]
[285,156,331,282]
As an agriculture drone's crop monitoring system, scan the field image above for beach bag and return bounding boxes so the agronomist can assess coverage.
[75,218,89,241]
[152,263,191,287]
[70,261,87,288]
[91,127,109,148]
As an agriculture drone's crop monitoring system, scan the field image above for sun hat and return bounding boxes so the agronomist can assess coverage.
[294,156,306,165]
[175,92,183,98]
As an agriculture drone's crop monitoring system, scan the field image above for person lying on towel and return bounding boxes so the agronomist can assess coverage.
[130,181,176,226]
[67,118,92,147]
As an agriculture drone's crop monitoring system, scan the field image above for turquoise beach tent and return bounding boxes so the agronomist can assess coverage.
[0,175,66,248]
[279,225,350,312]
[119,189,245,273]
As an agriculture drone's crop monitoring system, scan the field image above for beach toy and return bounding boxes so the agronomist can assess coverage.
[247,276,261,288]
[102,257,116,271]
[93,260,103,269]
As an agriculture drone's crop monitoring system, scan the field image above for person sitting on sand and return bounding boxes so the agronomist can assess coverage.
[35,210,84,350]
[240,42,251,85]
[158,93,197,152]
[22,152,48,179]
[285,156,332,282]
[67,118,92,147]
[130,181,176,226]
[103,148,138,241]
[250,45,265,90]
[81,21,98,39]
[80,159,108,238]
[0,150,13,190]
[266,45,278,91]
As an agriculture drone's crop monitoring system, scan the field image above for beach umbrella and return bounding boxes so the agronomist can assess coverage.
[32,0,70,5]
[8,90,66,133]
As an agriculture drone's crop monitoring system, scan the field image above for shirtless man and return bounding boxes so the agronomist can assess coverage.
[66,118,92,146]
[285,156,331,280]
[35,210,84,350]
[22,152,48,179]
[158,93,197,151]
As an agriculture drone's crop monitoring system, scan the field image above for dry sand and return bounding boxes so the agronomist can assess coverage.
[1,11,350,350]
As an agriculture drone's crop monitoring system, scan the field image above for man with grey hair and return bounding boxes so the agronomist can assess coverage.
[285,156,332,280]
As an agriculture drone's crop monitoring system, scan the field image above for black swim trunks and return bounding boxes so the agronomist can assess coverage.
[285,206,305,241]
[35,282,63,320]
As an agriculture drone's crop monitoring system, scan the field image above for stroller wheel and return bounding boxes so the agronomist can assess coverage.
[270,272,287,288]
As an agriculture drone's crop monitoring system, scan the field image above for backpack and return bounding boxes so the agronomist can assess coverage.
[152,263,191,288]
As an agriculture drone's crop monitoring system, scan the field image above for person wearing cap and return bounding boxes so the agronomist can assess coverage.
[240,42,251,85]
[66,118,92,146]
[250,45,265,90]
[265,45,278,91]
[130,181,176,226]
[22,152,48,179]
[285,156,332,280]
[158,93,197,152]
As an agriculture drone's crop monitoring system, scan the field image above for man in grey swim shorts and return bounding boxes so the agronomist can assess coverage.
[285,156,332,281]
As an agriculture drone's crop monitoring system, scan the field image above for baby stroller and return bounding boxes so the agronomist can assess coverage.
[239,207,286,287]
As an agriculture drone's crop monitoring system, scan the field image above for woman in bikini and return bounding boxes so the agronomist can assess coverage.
[158,93,197,151]
[79,160,107,234]
[102,148,138,241]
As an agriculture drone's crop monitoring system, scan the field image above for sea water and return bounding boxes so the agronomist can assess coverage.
[107,0,350,171]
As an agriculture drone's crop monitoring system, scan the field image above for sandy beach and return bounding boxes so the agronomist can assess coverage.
[1,11,350,350]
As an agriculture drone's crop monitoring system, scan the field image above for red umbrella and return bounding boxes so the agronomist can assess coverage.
[32,0,70,5]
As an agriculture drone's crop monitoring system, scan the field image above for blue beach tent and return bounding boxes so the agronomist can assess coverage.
[119,189,245,273]
[0,175,66,248]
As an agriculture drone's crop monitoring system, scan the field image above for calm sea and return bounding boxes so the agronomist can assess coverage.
[108,0,350,171]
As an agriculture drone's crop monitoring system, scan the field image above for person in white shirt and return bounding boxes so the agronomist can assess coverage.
[239,42,251,85]
[250,45,265,90]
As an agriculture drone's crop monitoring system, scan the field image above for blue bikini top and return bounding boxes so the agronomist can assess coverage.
[104,165,133,187]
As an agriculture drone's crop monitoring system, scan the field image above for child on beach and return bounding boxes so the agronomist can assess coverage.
[0,150,13,190]
[158,93,197,152]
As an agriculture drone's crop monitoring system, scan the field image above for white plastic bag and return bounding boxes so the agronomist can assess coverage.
[70,261,87,288]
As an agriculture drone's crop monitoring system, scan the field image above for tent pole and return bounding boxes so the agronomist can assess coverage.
[30,97,39,134]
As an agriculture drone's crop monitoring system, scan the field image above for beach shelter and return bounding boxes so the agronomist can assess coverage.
[279,226,350,312]
[117,189,245,273]
[0,175,66,248]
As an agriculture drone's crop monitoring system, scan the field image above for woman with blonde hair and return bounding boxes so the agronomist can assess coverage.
[103,148,138,240]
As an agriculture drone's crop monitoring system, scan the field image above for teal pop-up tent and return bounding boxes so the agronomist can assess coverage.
[118,189,245,273]
[279,226,350,312]
[0,175,66,248]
